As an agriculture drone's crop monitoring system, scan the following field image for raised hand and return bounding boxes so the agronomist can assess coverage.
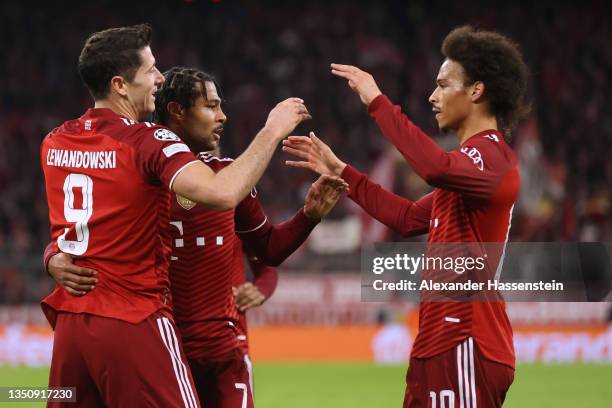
[264,97,312,141]
[48,253,97,296]
[282,131,347,176]
[233,282,266,312]
[330,63,382,106]
[303,174,349,219]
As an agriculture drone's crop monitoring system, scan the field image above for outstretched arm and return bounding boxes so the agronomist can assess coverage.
[283,133,431,237]
[235,175,348,266]
[173,98,312,210]
[342,165,433,237]
[330,64,505,199]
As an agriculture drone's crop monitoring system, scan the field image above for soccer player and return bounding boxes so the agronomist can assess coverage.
[283,26,528,407]
[41,24,311,407]
[45,66,346,407]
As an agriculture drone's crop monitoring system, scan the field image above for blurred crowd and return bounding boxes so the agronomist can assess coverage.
[0,0,610,302]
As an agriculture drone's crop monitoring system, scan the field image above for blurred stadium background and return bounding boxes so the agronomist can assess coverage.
[0,0,611,406]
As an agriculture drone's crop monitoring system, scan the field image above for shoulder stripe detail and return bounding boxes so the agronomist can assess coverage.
[235,217,268,234]
[169,160,200,191]
[482,133,500,142]
[202,156,234,163]
[198,152,234,162]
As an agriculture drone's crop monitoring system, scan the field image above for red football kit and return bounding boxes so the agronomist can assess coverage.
[43,148,296,408]
[41,108,201,407]
[169,152,313,408]
[341,94,519,407]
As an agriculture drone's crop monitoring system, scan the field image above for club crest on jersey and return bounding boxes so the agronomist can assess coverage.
[176,194,196,210]
[154,128,181,142]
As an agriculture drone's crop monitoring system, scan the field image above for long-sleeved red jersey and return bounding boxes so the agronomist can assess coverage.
[342,94,519,368]
[169,152,317,360]
[40,108,199,328]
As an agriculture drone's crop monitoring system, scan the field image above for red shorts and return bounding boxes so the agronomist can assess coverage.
[188,348,254,408]
[404,337,514,408]
[47,312,200,408]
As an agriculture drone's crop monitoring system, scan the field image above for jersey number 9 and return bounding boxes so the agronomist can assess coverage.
[58,173,93,255]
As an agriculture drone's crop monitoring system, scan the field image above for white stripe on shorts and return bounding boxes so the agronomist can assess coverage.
[457,338,477,408]
[468,338,477,407]
[162,318,198,408]
[457,343,464,408]
[244,354,254,397]
[156,317,198,408]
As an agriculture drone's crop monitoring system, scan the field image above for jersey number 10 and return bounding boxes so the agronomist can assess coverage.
[57,173,93,255]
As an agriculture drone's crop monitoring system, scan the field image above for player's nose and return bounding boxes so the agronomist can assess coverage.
[218,108,227,124]
[428,89,438,104]
[154,68,165,86]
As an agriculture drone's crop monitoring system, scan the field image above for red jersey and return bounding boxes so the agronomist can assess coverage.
[342,94,519,368]
[40,108,199,328]
[170,152,311,360]
[169,153,269,359]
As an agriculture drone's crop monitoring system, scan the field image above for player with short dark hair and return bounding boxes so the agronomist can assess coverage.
[41,24,311,407]
[77,24,154,101]
[45,66,346,407]
[283,25,528,407]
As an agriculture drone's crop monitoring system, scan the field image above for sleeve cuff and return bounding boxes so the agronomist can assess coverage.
[299,207,322,226]
[257,277,277,300]
[367,94,390,116]
[43,242,58,272]
[340,164,364,191]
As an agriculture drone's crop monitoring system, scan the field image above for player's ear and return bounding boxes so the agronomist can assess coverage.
[470,81,485,103]
[167,101,185,121]
[110,76,129,97]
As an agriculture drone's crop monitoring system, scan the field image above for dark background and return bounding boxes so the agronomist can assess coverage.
[0,0,610,302]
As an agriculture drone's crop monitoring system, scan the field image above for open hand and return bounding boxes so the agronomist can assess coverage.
[283,131,347,177]
[303,175,349,219]
[330,63,382,106]
[264,97,312,141]
[233,282,266,312]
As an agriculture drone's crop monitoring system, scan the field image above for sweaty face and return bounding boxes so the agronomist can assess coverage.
[428,59,473,132]
[125,46,164,118]
[181,81,227,152]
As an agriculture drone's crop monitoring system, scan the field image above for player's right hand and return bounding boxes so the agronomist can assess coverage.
[48,253,97,296]
[264,98,312,141]
[330,63,382,106]
[282,131,347,177]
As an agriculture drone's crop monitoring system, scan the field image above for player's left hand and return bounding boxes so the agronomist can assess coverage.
[330,63,382,106]
[233,282,266,312]
[303,174,349,219]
